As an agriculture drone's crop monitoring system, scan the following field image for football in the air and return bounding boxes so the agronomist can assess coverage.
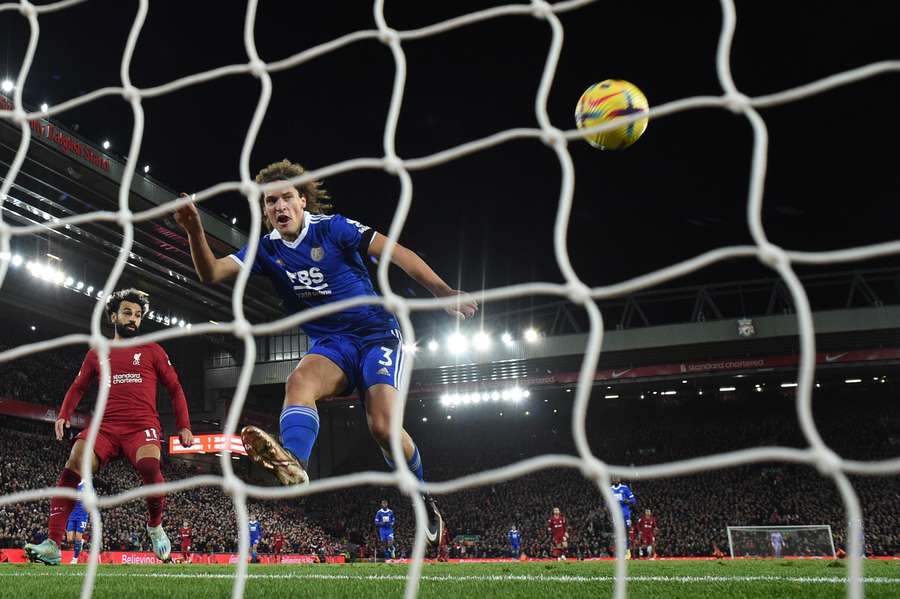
[574,79,649,150]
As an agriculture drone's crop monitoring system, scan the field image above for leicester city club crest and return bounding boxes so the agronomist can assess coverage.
[310,246,325,262]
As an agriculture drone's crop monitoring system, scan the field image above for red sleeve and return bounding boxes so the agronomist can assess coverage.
[154,344,191,431]
[59,350,98,421]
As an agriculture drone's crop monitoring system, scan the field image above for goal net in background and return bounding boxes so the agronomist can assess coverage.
[727,525,836,559]
[0,1,897,599]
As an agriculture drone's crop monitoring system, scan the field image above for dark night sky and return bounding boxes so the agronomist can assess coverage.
[2,0,899,304]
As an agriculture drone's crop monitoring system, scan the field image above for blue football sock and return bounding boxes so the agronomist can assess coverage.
[73,540,82,558]
[382,445,424,482]
[280,406,320,469]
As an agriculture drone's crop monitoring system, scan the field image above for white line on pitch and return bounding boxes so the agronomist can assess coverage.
[0,572,898,585]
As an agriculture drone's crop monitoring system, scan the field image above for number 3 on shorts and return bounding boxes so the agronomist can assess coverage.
[144,428,158,442]
[378,346,393,366]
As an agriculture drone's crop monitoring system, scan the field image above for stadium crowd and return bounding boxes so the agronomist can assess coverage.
[0,421,340,556]
[0,372,898,560]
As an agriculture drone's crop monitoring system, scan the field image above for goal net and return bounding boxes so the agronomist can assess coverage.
[727,525,836,559]
[0,0,897,598]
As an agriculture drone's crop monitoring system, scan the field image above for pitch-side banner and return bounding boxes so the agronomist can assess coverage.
[168,434,246,455]
[0,549,344,564]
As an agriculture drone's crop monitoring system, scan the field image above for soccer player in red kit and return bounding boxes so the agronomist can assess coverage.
[637,509,658,559]
[547,507,568,561]
[24,289,193,565]
[179,521,193,563]
[273,532,285,563]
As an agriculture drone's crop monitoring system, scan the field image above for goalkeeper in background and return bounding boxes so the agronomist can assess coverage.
[174,159,477,546]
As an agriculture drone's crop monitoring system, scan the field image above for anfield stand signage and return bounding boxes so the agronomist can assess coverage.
[0,95,110,172]
[0,397,90,427]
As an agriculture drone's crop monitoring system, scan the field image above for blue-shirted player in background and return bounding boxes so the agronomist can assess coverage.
[248,515,262,563]
[611,477,637,559]
[176,160,477,546]
[65,480,89,564]
[375,500,396,560]
[508,525,521,558]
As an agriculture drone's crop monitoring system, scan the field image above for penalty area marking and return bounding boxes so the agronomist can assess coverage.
[0,571,898,585]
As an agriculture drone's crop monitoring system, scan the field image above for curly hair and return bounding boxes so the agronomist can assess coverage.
[106,288,150,317]
[255,159,332,230]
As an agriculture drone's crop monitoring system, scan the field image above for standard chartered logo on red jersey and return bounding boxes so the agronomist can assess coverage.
[112,373,143,384]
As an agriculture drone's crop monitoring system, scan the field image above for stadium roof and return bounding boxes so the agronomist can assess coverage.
[0,102,283,328]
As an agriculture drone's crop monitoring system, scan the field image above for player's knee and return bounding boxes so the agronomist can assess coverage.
[284,370,319,406]
[134,456,163,481]
[368,417,391,446]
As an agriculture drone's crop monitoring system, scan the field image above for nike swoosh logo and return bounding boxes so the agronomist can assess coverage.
[611,369,632,378]
[825,352,849,363]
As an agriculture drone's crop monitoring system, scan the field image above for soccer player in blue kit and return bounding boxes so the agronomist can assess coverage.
[65,480,89,564]
[611,477,637,559]
[175,160,477,545]
[507,525,521,558]
[375,499,396,559]
[248,515,262,563]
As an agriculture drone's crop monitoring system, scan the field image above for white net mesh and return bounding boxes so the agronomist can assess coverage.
[0,0,899,597]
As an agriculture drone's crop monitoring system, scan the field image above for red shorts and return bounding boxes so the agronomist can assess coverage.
[274,545,283,554]
[641,535,655,545]
[76,425,162,467]
[552,536,567,547]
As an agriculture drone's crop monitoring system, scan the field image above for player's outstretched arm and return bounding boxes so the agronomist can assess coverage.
[174,194,241,284]
[368,233,477,319]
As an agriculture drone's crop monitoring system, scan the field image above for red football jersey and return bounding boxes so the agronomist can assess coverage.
[59,343,190,431]
[274,534,285,550]
[179,527,192,541]
[638,516,657,537]
[548,516,567,538]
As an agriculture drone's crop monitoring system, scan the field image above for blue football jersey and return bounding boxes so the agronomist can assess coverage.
[508,529,521,546]
[249,520,262,538]
[375,508,395,530]
[231,212,399,340]
[71,481,88,519]
[611,483,636,509]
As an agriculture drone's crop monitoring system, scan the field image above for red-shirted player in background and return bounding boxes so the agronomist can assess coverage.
[547,507,568,561]
[273,532,285,563]
[637,509,658,559]
[24,289,193,565]
[179,521,193,563]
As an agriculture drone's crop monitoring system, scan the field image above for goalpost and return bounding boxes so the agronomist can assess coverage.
[727,525,837,559]
[0,1,897,598]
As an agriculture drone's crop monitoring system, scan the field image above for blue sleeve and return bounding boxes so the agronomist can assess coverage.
[389,511,395,526]
[327,214,372,251]
[230,243,263,275]
[375,512,380,526]
[627,486,636,504]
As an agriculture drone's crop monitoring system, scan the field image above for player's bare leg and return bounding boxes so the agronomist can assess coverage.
[365,384,443,547]
[242,354,346,486]
[25,440,99,565]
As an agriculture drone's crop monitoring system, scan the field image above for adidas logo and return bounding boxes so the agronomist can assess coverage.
[377,367,390,376]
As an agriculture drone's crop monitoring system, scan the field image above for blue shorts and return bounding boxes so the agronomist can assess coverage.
[378,528,394,543]
[67,514,88,534]
[621,508,632,528]
[250,536,260,546]
[309,328,407,397]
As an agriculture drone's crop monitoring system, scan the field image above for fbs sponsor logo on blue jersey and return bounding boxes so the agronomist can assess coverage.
[286,266,330,298]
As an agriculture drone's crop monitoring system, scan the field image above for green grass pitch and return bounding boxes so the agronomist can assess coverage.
[1,560,898,598]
